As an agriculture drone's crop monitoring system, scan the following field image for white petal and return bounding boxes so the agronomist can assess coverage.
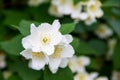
[22,36,32,49]
[38,23,52,32]
[62,34,73,44]
[60,58,68,68]
[90,72,99,79]
[30,23,37,33]
[42,45,55,55]
[49,58,61,74]
[32,47,41,52]
[79,13,88,20]
[52,20,61,31]
[78,56,90,66]
[0,60,6,69]
[20,49,32,59]
[29,58,46,70]
[95,9,104,18]
[61,45,74,58]
[96,77,108,80]
[51,31,62,45]
[77,67,86,73]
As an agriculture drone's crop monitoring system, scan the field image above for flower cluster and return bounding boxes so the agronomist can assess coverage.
[20,20,74,73]
[68,56,108,80]
[49,0,103,25]
[95,24,113,39]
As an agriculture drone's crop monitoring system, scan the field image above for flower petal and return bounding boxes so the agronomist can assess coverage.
[22,36,32,49]
[61,44,74,58]
[49,58,61,74]
[60,58,68,68]
[51,32,62,45]
[30,23,37,33]
[62,34,73,44]
[52,20,61,31]
[42,45,55,55]
[29,58,46,70]
[20,49,32,59]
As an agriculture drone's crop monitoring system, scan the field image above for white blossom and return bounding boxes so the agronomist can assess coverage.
[71,2,89,21]
[22,20,63,55]
[96,77,108,80]
[3,71,12,80]
[69,56,90,73]
[48,35,74,73]
[106,38,117,60]
[20,20,74,73]
[49,5,64,17]
[74,72,98,80]
[85,16,96,25]
[95,24,113,39]
[51,0,74,15]
[28,0,48,6]
[49,44,74,73]
[112,71,120,80]
[0,53,6,69]
[86,0,103,18]
[20,49,49,70]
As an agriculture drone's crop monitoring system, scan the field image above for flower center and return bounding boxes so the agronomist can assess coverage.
[60,0,66,4]
[77,60,83,67]
[51,46,63,58]
[41,36,50,45]
[53,6,59,13]
[98,26,106,33]
[32,52,44,59]
[90,5,96,12]
[78,74,86,80]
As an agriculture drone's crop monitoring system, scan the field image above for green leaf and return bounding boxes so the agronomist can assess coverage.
[71,38,95,55]
[0,71,4,80]
[0,35,24,56]
[44,67,73,80]
[18,20,40,36]
[73,0,82,5]
[103,0,120,7]
[9,61,42,80]
[60,23,76,34]
[8,75,22,80]
[88,39,107,56]
[108,20,120,38]
[113,42,120,70]
[87,58,100,70]
[3,10,30,25]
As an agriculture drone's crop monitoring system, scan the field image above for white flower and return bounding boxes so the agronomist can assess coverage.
[48,35,74,73]
[51,0,74,15]
[69,56,90,73]
[28,0,48,6]
[22,20,63,55]
[85,16,96,25]
[20,19,75,73]
[49,5,63,17]
[0,53,6,69]
[106,38,117,60]
[95,24,113,39]
[74,72,98,80]
[112,71,120,80]
[96,77,108,80]
[71,2,89,21]
[20,49,49,70]
[3,71,12,80]
[86,0,103,18]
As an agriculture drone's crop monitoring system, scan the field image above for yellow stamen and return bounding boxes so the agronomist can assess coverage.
[51,46,63,58]
[32,52,44,59]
